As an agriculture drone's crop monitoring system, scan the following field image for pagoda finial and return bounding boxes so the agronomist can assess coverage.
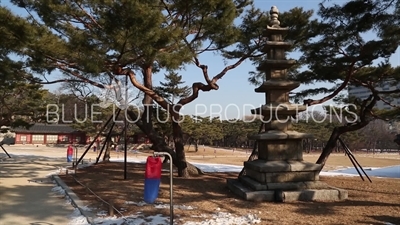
[269,6,280,27]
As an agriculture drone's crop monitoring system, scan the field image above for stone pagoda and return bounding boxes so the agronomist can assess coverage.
[227,6,348,202]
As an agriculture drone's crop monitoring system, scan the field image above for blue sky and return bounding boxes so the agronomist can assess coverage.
[4,0,400,119]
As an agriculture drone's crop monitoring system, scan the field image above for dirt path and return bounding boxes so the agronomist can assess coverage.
[0,154,74,225]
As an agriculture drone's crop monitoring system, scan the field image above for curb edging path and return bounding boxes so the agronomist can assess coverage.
[52,175,95,225]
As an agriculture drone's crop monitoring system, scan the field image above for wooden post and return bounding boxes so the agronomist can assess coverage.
[108,200,114,217]
[85,183,90,196]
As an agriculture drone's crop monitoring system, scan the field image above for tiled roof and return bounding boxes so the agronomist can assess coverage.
[12,123,82,134]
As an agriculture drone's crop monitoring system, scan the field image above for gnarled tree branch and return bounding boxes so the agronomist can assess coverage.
[380,97,400,109]
[28,78,85,84]
[304,61,356,106]
[57,66,106,89]
[178,52,256,109]
[125,70,171,112]
[74,0,103,29]
[177,82,212,107]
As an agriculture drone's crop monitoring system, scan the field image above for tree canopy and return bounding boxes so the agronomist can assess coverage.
[3,0,400,174]
[0,6,53,128]
[279,0,400,165]
[5,0,314,176]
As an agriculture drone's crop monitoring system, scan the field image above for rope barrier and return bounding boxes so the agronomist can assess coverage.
[70,174,127,221]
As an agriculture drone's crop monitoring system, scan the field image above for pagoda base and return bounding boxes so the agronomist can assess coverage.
[227,160,348,202]
[244,160,322,182]
[227,178,348,202]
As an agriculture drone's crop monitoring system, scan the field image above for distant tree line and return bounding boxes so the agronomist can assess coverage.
[41,91,400,153]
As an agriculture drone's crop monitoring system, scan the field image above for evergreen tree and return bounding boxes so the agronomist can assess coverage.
[157,72,190,104]
[283,0,400,166]
[7,0,313,177]
[154,71,190,147]
[0,6,50,128]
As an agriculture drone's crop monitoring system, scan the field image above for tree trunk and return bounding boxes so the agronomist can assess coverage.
[126,109,203,176]
[135,66,202,177]
[194,140,199,152]
[172,114,189,177]
[316,127,341,166]
[103,141,111,162]
[316,127,344,167]
[316,120,371,168]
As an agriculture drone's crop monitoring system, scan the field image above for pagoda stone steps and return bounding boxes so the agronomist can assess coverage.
[227,178,276,201]
[227,177,348,202]
[238,176,329,191]
[244,160,322,172]
[244,167,319,183]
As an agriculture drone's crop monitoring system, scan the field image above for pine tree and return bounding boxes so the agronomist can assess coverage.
[153,71,190,147]
[157,72,191,104]
[7,0,313,177]
[276,0,400,167]
[0,6,50,128]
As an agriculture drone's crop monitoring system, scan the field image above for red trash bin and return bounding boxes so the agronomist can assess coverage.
[144,156,162,203]
[67,145,73,162]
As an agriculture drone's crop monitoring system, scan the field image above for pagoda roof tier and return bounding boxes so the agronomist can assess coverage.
[251,104,307,115]
[264,41,292,51]
[255,80,300,92]
[264,25,289,36]
[248,130,313,140]
[257,59,296,70]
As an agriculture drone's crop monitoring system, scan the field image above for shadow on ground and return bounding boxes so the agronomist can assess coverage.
[0,154,74,224]
[60,161,400,225]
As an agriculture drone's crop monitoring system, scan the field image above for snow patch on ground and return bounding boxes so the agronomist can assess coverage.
[51,185,66,195]
[7,149,398,225]
[86,212,261,225]
[183,212,261,225]
[68,208,90,225]
[319,171,359,177]
[92,214,170,225]
[125,200,147,206]
[191,163,243,173]
[154,203,196,210]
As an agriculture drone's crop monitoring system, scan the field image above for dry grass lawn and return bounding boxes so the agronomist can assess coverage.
[60,147,400,225]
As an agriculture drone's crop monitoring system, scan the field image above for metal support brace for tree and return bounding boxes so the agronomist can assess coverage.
[238,122,264,177]
[0,144,11,158]
[153,152,174,225]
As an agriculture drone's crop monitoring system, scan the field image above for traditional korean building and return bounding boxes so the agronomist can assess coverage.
[12,123,88,145]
